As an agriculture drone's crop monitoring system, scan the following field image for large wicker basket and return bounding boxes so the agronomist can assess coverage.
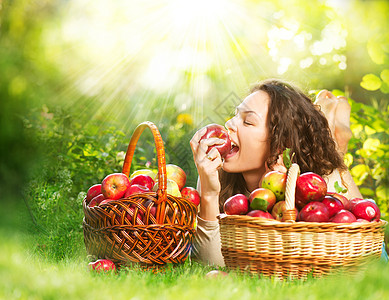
[218,164,387,280]
[83,121,197,267]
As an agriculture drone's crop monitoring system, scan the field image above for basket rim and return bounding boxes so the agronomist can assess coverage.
[218,213,388,229]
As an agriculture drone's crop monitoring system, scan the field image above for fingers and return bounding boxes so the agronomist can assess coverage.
[190,127,207,154]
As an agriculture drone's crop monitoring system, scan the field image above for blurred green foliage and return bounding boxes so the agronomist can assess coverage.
[0,0,388,261]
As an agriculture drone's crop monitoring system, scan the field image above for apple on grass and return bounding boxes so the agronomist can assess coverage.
[124,184,150,198]
[88,259,116,272]
[205,270,228,278]
[88,194,105,207]
[199,124,232,159]
[298,201,330,222]
[223,194,249,215]
[271,201,298,221]
[295,172,327,206]
[181,187,200,206]
[351,199,380,221]
[249,188,276,212]
[101,173,130,200]
[86,184,102,202]
[261,171,287,201]
[247,210,274,219]
[330,210,356,223]
[322,195,344,218]
[129,174,154,191]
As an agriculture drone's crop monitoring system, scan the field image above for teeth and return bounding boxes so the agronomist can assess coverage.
[231,141,237,147]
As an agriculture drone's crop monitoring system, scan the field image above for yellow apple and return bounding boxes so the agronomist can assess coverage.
[153,178,182,197]
[164,164,186,190]
[130,169,157,181]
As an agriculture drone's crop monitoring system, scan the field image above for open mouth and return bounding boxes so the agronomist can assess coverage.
[226,141,239,159]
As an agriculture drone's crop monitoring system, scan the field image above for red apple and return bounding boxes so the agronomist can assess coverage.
[120,206,144,225]
[86,184,102,202]
[99,199,114,206]
[124,184,150,198]
[330,209,357,223]
[205,270,228,278]
[88,259,116,272]
[101,173,130,200]
[322,195,344,218]
[356,218,370,223]
[298,201,330,222]
[261,171,287,201]
[351,199,380,221]
[129,174,154,191]
[247,210,274,219]
[249,188,276,212]
[223,194,249,215]
[165,164,187,190]
[199,124,232,158]
[295,172,327,205]
[271,201,298,221]
[349,197,364,210]
[88,194,105,207]
[328,192,351,211]
[181,187,201,206]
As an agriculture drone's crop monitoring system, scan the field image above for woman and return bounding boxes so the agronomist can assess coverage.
[189,78,364,266]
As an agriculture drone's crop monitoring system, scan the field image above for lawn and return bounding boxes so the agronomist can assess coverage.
[1,218,388,300]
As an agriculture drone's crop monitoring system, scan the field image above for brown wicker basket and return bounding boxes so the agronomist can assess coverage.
[83,121,197,267]
[218,164,387,280]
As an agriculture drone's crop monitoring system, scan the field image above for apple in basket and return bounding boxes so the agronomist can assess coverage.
[181,187,201,206]
[142,199,157,223]
[223,194,249,215]
[199,124,232,159]
[101,173,131,200]
[351,199,380,221]
[298,201,330,222]
[153,178,182,197]
[124,184,150,198]
[330,210,357,223]
[165,164,187,190]
[88,259,116,272]
[327,192,352,211]
[322,195,344,218]
[249,188,276,212]
[261,171,287,201]
[86,184,102,202]
[129,169,157,181]
[271,201,298,221]
[247,210,274,219]
[88,194,105,207]
[295,172,327,207]
[129,174,155,191]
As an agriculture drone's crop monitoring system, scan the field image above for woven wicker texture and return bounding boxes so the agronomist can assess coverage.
[219,164,387,280]
[83,121,197,266]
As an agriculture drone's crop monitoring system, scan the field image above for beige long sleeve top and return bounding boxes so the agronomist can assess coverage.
[191,169,353,267]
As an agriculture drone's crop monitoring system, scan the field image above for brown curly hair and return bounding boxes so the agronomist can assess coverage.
[218,78,347,211]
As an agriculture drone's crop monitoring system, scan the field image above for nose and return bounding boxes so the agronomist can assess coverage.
[225,116,237,133]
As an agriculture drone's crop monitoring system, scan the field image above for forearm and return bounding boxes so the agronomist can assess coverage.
[199,194,220,221]
[342,170,363,199]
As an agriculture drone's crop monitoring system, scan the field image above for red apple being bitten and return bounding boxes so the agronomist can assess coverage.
[298,201,330,222]
[223,194,249,215]
[199,124,232,159]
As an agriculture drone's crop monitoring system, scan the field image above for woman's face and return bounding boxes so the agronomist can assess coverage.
[223,90,271,174]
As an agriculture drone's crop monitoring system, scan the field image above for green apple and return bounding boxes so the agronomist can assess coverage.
[261,171,287,201]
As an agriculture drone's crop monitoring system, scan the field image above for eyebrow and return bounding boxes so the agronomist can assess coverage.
[235,106,258,116]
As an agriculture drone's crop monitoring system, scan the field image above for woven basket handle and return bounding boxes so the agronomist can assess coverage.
[122,121,167,204]
[283,163,300,222]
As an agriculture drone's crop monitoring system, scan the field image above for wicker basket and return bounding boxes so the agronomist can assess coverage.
[83,121,197,267]
[218,164,387,280]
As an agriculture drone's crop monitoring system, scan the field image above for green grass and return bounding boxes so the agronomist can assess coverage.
[1,227,389,300]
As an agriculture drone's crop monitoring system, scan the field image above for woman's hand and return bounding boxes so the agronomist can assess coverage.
[190,127,225,197]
